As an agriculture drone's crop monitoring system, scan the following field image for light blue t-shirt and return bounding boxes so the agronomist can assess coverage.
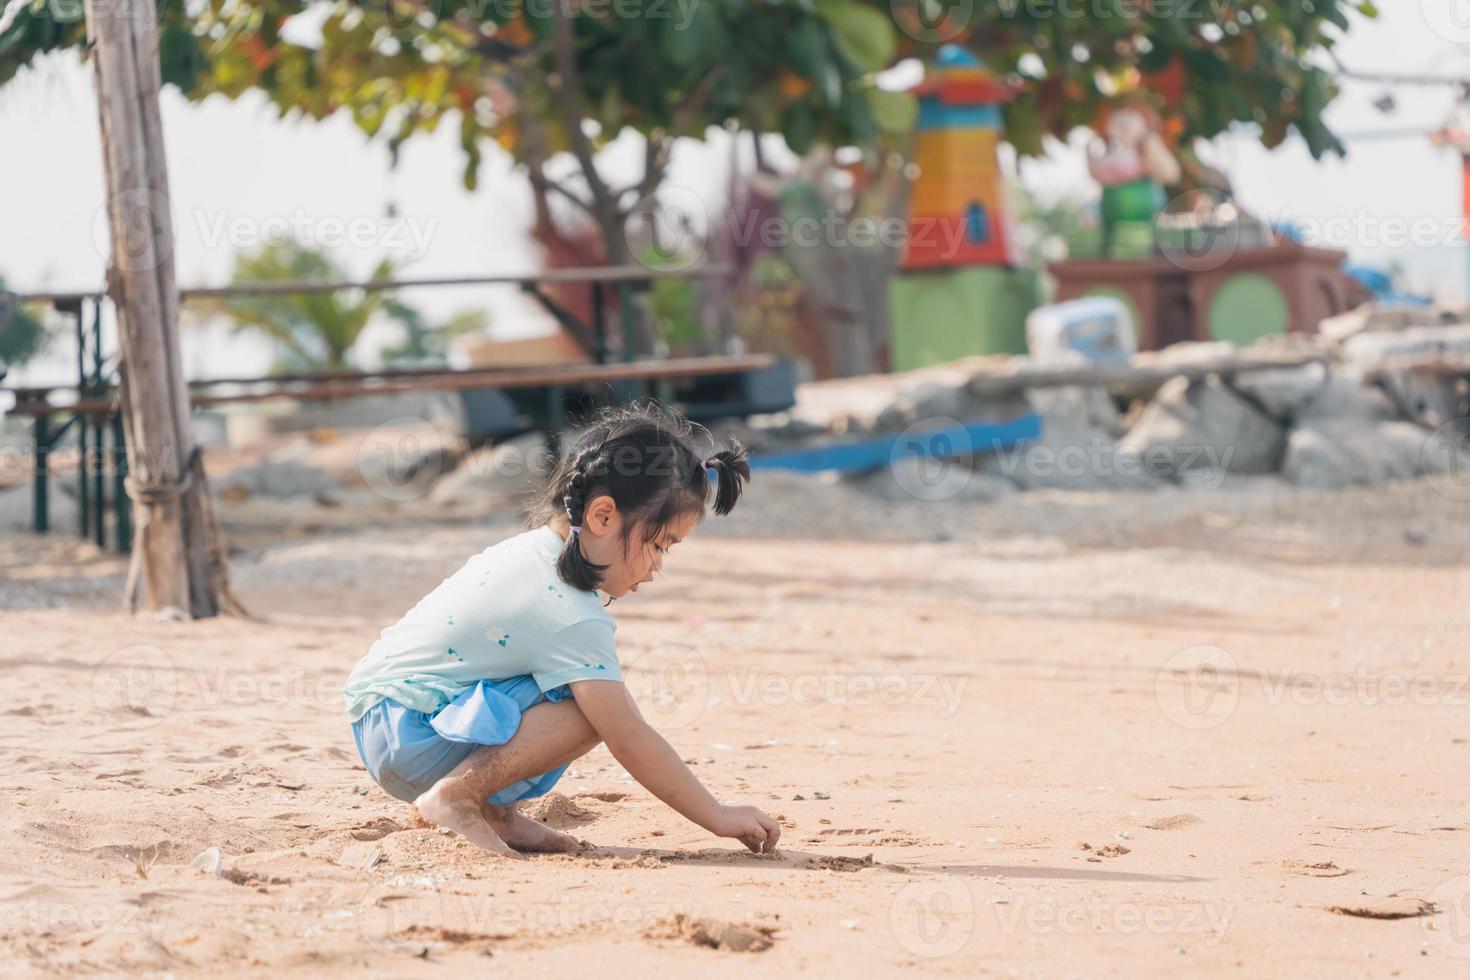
[343,525,621,722]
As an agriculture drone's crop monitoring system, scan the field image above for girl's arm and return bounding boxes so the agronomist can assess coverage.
[570,679,781,853]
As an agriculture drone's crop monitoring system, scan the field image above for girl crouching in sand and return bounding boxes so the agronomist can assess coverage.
[343,405,781,857]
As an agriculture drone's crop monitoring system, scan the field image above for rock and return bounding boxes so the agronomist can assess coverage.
[1148,340,1237,367]
[873,379,972,432]
[1117,376,1284,479]
[1026,384,1122,436]
[872,378,1025,433]
[981,415,1164,491]
[216,460,340,500]
[856,456,1017,504]
[189,847,224,875]
[1228,363,1331,421]
[1283,419,1470,490]
[1294,376,1398,424]
[1317,306,1370,343]
[1340,322,1470,371]
[748,411,828,445]
[430,432,554,506]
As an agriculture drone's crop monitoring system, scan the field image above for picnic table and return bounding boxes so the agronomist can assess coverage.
[0,265,787,552]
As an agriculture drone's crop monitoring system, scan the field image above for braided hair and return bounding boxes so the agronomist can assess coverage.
[530,402,751,592]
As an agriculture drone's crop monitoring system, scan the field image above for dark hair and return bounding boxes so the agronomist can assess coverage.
[529,402,751,591]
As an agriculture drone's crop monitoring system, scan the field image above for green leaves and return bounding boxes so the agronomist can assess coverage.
[0,0,1370,190]
[818,0,894,73]
[867,87,915,135]
[660,0,722,68]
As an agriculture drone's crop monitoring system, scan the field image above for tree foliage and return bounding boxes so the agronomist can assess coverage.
[1,0,1373,265]
[191,242,483,372]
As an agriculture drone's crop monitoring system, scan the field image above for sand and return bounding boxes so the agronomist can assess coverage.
[2,477,1469,976]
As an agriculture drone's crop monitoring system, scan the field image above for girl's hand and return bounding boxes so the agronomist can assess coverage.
[715,804,782,854]
[570,680,781,852]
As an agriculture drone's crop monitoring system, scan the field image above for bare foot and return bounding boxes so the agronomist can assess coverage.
[413,782,523,858]
[483,802,583,854]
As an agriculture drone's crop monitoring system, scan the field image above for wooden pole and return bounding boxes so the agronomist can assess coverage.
[84,0,238,617]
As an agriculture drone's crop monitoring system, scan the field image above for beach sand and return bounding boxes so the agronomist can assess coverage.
[2,478,1468,975]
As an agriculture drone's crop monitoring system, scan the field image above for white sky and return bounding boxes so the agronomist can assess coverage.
[2,2,1466,387]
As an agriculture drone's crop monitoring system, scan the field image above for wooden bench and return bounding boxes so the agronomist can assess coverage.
[3,354,788,549]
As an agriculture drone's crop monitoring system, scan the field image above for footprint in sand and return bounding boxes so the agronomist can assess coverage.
[1283,858,1350,878]
[1079,842,1130,861]
[527,792,598,829]
[576,791,628,803]
[645,914,777,953]
[1142,814,1203,831]
[802,853,885,872]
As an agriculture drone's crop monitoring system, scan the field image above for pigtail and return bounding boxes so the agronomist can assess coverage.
[704,438,751,516]
[557,452,609,591]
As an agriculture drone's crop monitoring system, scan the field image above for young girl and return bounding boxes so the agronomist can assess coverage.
[343,404,781,857]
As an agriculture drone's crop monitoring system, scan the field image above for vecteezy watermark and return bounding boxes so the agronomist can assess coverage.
[357,417,455,502]
[890,417,978,502]
[889,880,1232,957]
[624,189,980,272]
[0,896,171,945]
[1157,190,1470,274]
[40,0,154,24]
[991,440,1237,490]
[1424,875,1470,959]
[725,668,968,717]
[193,209,438,260]
[727,212,916,253]
[624,186,708,272]
[92,645,177,727]
[91,645,343,724]
[889,879,976,958]
[94,191,439,269]
[447,0,701,27]
[1422,419,1470,503]
[1155,644,1470,730]
[1154,644,1239,731]
[1154,188,1243,273]
[91,187,176,274]
[621,643,968,730]
[882,414,1242,501]
[889,0,974,43]
[0,442,204,483]
[996,0,1227,19]
[621,644,712,731]
[1421,0,1470,45]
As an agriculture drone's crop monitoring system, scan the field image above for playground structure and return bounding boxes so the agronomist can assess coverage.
[891,47,1040,370]
[1,266,796,552]
[1049,241,1367,350]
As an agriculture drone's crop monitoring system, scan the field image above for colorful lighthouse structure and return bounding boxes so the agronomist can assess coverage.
[902,47,1017,269]
[891,47,1040,370]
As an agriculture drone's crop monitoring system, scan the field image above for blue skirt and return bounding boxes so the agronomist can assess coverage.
[351,676,573,808]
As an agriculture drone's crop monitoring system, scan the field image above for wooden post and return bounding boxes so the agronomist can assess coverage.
[84,0,238,617]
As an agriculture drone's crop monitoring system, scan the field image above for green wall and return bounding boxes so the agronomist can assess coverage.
[890,266,1041,371]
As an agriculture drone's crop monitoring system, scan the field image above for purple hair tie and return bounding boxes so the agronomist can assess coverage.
[700,459,710,473]
[569,525,582,535]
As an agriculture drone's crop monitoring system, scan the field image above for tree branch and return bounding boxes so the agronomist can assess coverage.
[548,1,612,213]
[673,65,723,136]
[538,169,597,215]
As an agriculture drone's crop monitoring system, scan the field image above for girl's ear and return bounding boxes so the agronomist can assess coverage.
[583,494,620,537]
